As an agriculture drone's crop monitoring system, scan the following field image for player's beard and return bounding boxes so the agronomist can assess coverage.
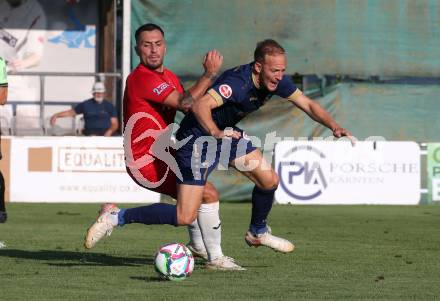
[144,56,164,71]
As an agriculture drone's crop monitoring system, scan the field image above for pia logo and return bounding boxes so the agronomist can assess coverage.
[277,145,328,201]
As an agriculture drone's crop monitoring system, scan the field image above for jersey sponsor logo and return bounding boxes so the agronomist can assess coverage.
[153,82,170,95]
[219,84,232,99]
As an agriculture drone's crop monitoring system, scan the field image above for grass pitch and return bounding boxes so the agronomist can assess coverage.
[0,203,439,300]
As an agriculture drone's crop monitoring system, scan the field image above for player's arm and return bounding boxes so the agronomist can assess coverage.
[181,50,223,110]
[50,109,77,126]
[192,93,241,139]
[163,50,223,113]
[288,92,352,138]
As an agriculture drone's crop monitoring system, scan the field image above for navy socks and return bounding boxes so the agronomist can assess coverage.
[119,203,178,226]
[250,186,276,235]
[115,186,275,232]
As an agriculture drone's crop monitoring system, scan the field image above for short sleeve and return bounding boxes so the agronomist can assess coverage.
[0,58,7,87]
[74,101,85,114]
[133,72,176,104]
[207,76,245,106]
[108,103,117,117]
[275,75,299,99]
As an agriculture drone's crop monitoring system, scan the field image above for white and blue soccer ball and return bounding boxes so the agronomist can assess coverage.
[154,242,194,281]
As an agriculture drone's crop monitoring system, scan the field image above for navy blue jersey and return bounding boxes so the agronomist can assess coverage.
[177,62,300,138]
[74,98,117,135]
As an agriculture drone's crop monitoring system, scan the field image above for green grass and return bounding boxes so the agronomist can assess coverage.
[0,203,439,301]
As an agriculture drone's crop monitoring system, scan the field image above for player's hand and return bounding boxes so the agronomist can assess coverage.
[212,128,241,140]
[332,126,356,145]
[203,49,223,79]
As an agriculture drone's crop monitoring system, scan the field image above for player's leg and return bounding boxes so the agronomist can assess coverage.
[186,181,244,270]
[88,173,238,268]
[199,190,245,270]
[124,157,228,265]
[84,201,179,249]
[85,155,213,249]
[84,167,181,249]
[230,148,294,253]
[176,135,245,270]
[231,148,278,234]
[0,171,6,223]
[187,181,218,259]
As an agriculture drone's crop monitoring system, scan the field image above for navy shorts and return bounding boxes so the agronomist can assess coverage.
[175,126,256,185]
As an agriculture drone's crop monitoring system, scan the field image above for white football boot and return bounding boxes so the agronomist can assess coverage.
[84,203,120,249]
[206,256,246,271]
[245,226,295,253]
[186,244,208,261]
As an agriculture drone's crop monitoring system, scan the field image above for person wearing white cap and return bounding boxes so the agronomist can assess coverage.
[50,81,119,136]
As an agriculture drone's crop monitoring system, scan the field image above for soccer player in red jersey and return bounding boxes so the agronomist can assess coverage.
[85,23,244,270]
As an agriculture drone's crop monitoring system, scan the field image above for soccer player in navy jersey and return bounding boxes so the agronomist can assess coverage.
[174,39,352,252]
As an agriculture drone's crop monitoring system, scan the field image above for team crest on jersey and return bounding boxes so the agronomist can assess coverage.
[153,82,170,95]
[219,84,232,99]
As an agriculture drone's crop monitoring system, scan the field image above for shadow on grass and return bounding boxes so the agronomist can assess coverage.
[0,249,152,267]
[130,276,164,282]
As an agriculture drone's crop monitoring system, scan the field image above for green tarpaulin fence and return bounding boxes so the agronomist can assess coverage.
[131,0,438,200]
[132,0,440,77]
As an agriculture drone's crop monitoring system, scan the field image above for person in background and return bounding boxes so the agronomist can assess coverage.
[0,56,8,223]
[50,82,119,136]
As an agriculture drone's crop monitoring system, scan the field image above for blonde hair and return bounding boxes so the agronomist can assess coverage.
[254,39,285,62]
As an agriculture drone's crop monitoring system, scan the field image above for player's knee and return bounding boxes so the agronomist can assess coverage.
[202,182,219,203]
[260,172,279,190]
[176,212,197,226]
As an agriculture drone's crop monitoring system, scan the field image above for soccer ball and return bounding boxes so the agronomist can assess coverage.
[154,242,194,281]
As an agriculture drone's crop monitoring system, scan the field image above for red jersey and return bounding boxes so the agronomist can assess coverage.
[123,63,184,165]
